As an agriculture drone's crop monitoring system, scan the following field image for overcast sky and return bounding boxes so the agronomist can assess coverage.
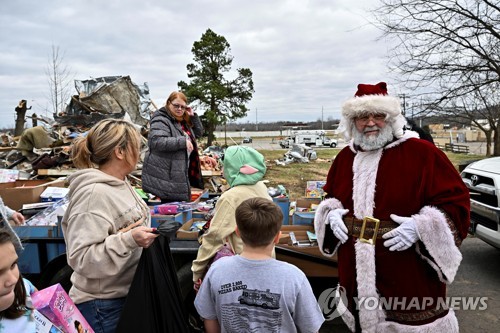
[0,0,400,128]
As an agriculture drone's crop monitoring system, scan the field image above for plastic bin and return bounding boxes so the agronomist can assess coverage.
[292,212,315,225]
[273,197,290,225]
[150,210,193,227]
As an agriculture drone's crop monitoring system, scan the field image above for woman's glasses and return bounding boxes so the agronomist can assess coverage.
[170,103,188,111]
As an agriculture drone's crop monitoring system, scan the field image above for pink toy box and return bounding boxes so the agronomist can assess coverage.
[32,283,94,333]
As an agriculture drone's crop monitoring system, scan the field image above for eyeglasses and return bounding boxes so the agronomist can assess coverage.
[170,103,188,111]
[355,113,386,124]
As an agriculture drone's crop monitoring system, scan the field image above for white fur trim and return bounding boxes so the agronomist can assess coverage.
[355,241,386,332]
[414,206,463,284]
[352,149,383,218]
[339,94,406,140]
[335,286,356,332]
[314,198,344,257]
[342,95,401,119]
[376,309,459,333]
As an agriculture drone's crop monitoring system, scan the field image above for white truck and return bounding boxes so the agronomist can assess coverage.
[279,131,337,148]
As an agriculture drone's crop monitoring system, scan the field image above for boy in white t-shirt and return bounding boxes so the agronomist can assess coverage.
[195,197,325,333]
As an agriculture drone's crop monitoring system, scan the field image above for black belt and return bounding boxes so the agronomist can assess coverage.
[343,216,399,243]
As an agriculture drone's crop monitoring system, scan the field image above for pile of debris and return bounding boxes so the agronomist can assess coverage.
[0,76,222,185]
[275,144,318,166]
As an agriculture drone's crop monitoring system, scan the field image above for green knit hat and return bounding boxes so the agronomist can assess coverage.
[223,146,267,187]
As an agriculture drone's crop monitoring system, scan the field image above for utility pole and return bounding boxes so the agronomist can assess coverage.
[398,94,408,116]
[321,106,324,130]
[255,108,258,131]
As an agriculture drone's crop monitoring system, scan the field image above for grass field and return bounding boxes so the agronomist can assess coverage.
[259,148,483,201]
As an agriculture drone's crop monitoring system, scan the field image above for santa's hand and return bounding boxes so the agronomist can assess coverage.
[382,214,419,251]
[326,209,349,244]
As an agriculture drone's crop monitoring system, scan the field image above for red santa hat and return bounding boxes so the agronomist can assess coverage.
[338,82,406,139]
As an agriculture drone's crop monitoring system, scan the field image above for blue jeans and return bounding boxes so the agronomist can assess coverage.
[77,298,126,333]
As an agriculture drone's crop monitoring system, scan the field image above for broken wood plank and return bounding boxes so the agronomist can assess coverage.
[201,170,222,177]
[37,168,78,176]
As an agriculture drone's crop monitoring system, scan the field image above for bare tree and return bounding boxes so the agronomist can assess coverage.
[440,84,500,156]
[14,99,31,136]
[46,45,73,117]
[466,84,500,156]
[374,0,500,155]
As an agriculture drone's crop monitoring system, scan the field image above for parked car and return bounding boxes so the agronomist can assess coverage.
[242,136,252,143]
[461,157,500,249]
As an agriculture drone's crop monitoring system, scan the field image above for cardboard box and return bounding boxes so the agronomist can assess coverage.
[176,218,207,239]
[0,179,66,210]
[32,283,94,333]
[40,187,69,202]
[296,197,321,211]
[279,225,315,244]
[33,309,63,333]
[305,180,326,198]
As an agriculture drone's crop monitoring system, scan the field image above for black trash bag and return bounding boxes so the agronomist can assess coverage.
[157,220,182,239]
[115,222,190,333]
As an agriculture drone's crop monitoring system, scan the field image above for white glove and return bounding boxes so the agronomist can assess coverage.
[382,214,420,251]
[327,209,349,244]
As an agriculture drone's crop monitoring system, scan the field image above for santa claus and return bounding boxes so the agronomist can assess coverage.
[314,82,470,332]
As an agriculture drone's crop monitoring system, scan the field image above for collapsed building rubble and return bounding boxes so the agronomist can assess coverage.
[1,76,152,174]
[0,75,224,195]
[57,75,153,128]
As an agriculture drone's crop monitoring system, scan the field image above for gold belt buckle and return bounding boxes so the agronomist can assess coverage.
[359,216,380,245]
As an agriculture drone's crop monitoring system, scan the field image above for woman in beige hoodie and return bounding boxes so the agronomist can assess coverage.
[62,119,158,333]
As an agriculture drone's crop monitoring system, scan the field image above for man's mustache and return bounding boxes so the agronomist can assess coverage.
[363,126,380,133]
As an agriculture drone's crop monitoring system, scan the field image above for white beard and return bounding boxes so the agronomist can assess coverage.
[352,124,394,151]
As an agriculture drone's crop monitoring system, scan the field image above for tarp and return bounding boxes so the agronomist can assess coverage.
[56,76,152,127]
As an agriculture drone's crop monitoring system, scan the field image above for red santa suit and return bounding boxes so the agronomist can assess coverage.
[314,83,470,333]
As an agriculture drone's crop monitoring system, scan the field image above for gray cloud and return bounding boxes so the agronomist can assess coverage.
[0,0,396,128]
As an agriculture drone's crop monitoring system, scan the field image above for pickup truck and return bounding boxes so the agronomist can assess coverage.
[461,157,500,249]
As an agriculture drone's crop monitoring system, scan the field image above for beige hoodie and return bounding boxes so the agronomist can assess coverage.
[62,169,150,304]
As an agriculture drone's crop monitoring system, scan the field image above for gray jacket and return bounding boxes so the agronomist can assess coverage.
[142,107,203,202]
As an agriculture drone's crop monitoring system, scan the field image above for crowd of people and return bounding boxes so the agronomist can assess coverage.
[2,84,470,333]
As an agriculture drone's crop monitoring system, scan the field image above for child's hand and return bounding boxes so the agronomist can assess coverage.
[10,212,25,225]
[194,279,202,292]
